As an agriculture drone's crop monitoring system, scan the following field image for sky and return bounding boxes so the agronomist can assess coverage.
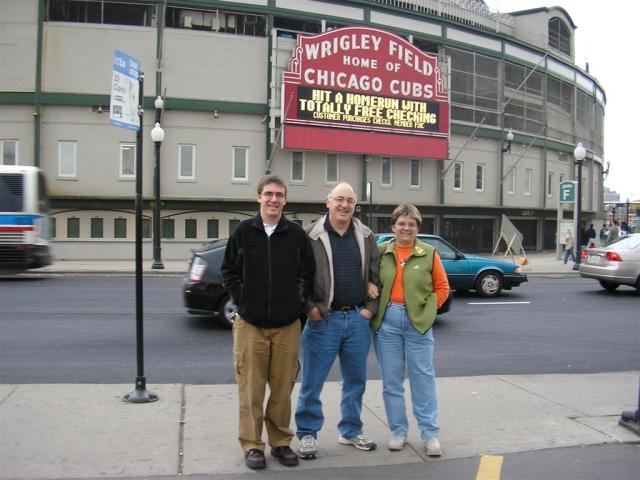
[484,0,640,201]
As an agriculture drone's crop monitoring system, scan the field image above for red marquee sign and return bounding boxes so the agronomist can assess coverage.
[282,26,449,159]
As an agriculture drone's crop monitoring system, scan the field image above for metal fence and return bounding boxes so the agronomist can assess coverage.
[372,0,515,36]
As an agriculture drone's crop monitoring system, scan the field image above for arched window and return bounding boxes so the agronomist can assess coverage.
[548,17,571,55]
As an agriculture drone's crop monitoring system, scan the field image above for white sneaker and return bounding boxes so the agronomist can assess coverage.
[388,435,407,451]
[424,437,442,456]
[298,434,317,460]
[338,433,377,451]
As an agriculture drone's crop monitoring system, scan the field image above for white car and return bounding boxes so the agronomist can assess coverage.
[579,234,640,293]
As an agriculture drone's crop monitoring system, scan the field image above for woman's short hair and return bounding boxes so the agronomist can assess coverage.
[391,203,422,228]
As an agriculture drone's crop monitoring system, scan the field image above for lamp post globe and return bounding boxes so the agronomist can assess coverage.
[154,95,164,111]
[574,142,586,162]
[506,128,514,143]
[150,122,165,143]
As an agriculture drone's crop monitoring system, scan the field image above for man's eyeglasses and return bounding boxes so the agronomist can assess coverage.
[330,196,356,205]
[260,191,285,200]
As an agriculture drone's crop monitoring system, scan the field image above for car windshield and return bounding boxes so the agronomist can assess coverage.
[606,235,640,250]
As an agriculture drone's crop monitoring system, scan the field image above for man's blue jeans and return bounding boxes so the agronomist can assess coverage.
[295,308,371,439]
[373,302,439,440]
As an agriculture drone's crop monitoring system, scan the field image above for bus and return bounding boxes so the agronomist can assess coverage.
[0,165,52,271]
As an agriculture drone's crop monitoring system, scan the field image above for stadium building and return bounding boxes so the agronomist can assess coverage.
[1,0,606,259]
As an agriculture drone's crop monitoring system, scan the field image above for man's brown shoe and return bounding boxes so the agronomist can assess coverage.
[271,445,299,466]
[244,449,266,470]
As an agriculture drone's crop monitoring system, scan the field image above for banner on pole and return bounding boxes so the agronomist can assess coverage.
[110,50,140,131]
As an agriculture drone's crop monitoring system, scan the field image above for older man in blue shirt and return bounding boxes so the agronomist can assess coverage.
[295,182,380,460]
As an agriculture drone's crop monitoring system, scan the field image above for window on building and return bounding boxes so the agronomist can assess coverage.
[475,164,485,192]
[185,219,197,239]
[232,147,248,181]
[166,7,267,36]
[229,219,240,236]
[179,145,195,180]
[120,143,135,178]
[90,217,103,238]
[114,218,127,238]
[448,47,499,126]
[443,217,495,253]
[326,154,338,183]
[381,157,392,186]
[548,17,571,56]
[410,159,421,187]
[547,172,554,197]
[453,162,463,191]
[576,89,594,133]
[507,169,516,195]
[292,151,304,182]
[207,219,219,238]
[67,217,80,238]
[58,141,77,177]
[46,0,154,27]
[142,218,151,238]
[525,168,532,196]
[1,140,17,165]
[162,218,175,239]
[50,217,56,238]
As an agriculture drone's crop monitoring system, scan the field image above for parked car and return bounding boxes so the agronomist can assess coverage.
[376,233,528,297]
[578,233,640,293]
[183,237,452,329]
[183,239,237,329]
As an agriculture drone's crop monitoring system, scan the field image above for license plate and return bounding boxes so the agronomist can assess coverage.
[588,255,602,264]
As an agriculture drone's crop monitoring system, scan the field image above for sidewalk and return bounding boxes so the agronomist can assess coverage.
[1,372,637,479]
[34,251,577,275]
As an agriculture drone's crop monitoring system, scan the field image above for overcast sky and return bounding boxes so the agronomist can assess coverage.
[483,0,639,201]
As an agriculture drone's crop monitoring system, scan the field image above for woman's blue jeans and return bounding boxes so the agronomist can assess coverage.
[295,308,372,439]
[373,302,439,439]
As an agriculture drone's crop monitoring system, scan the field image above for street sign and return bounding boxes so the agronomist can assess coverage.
[559,181,576,203]
[110,50,140,131]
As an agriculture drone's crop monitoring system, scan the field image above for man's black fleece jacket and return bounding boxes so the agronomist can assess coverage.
[221,214,315,328]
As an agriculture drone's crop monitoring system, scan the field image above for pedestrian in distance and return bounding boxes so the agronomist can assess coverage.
[608,220,620,244]
[563,229,576,264]
[221,174,315,470]
[295,182,380,460]
[372,203,450,457]
[599,224,607,245]
[585,223,596,248]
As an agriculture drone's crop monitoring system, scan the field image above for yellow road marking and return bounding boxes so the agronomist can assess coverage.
[476,455,504,480]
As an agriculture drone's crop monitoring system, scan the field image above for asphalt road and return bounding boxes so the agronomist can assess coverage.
[0,274,638,384]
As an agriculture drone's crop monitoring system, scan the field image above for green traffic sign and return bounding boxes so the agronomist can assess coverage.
[559,182,575,203]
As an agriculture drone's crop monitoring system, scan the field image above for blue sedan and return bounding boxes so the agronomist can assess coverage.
[376,233,528,297]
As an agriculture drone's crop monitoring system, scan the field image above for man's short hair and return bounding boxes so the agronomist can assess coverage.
[257,174,287,196]
[390,203,422,228]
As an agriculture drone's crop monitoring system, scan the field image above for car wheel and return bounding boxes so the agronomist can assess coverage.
[598,280,619,292]
[475,271,503,297]
[217,295,237,329]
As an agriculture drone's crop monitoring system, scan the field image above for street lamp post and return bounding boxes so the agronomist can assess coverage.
[151,96,165,270]
[572,142,586,270]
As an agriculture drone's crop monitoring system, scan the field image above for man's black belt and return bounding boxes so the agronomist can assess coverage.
[332,305,361,312]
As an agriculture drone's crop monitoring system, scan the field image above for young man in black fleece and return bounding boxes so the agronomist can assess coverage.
[222,174,315,470]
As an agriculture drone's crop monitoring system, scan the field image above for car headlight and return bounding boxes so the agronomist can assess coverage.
[513,266,522,274]
[189,256,207,283]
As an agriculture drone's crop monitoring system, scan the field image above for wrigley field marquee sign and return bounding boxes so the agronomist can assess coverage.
[282,27,450,158]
